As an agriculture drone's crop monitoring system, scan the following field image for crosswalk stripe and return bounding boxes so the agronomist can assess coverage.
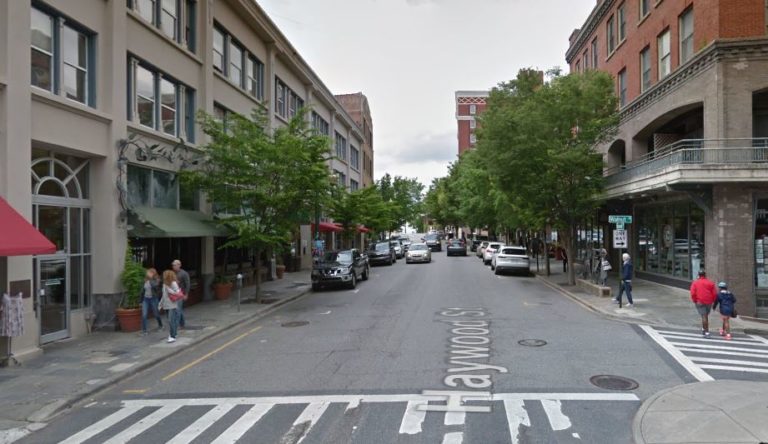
[442,431,463,444]
[690,356,768,368]
[541,400,571,432]
[210,404,272,444]
[656,330,765,343]
[750,334,768,345]
[444,410,465,426]
[503,399,530,444]
[658,333,767,346]
[667,341,768,355]
[677,347,768,359]
[103,405,180,444]
[398,401,426,435]
[640,325,714,382]
[698,364,768,374]
[289,402,329,444]
[59,405,143,444]
[166,404,235,444]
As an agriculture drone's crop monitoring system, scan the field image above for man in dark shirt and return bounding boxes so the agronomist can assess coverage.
[172,259,190,328]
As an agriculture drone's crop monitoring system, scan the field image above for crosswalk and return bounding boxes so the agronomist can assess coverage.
[640,325,768,381]
[51,391,639,444]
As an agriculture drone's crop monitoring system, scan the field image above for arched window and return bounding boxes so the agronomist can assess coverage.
[31,156,89,199]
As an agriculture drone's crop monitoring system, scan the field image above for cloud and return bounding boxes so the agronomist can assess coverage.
[374,131,457,186]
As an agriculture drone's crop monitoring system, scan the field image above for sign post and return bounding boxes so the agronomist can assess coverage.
[608,215,632,308]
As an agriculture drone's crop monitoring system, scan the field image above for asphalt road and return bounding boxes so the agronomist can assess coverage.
[23,246,695,444]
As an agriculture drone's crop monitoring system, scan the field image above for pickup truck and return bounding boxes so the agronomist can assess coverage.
[311,249,370,291]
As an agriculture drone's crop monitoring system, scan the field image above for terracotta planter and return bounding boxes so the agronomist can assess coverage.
[276,265,286,279]
[213,282,233,300]
[116,307,142,332]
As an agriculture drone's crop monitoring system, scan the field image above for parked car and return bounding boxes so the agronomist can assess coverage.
[424,233,442,252]
[390,240,404,259]
[470,235,489,252]
[368,241,396,266]
[476,241,490,259]
[483,242,504,265]
[446,240,467,256]
[311,249,370,291]
[406,243,431,264]
[401,239,412,252]
[491,246,530,275]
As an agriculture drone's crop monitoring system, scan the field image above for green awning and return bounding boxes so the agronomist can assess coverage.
[128,207,229,238]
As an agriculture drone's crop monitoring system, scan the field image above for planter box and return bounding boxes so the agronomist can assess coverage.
[116,308,142,332]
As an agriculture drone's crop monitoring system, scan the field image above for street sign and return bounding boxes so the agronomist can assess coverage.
[613,229,628,249]
[608,215,632,224]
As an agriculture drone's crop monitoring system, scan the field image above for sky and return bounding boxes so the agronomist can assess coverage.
[258,0,597,188]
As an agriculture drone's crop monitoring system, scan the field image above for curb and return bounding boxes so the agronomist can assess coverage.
[535,275,768,335]
[25,286,313,425]
[630,384,682,444]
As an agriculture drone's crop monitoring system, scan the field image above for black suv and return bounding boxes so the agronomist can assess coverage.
[424,233,442,252]
[312,249,370,291]
[368,241,396,266]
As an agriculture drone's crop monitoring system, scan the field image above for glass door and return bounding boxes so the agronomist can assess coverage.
[37,257,69,343]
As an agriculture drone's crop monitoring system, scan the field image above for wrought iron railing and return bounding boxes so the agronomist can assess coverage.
[604,138,768,186]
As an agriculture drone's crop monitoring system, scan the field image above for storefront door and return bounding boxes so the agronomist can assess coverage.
[36,257,69,342]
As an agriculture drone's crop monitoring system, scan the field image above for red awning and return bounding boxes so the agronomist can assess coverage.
[0,196,56,256]
[312,222,343,233]
[332,223,371,234]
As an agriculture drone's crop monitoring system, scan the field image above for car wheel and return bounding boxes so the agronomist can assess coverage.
[491,264,495,271]
[348,273,357,289]
[388,258,393,266]
[494,268,500,275]
[312,283,320,292]
[362,266,369,280]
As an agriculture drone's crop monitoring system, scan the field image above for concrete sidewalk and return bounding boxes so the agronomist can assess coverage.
[0,270,312,441]
[536,261,768,334]
[633,380,768,444]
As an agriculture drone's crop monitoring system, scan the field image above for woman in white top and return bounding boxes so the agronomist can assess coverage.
[159,270,182,343]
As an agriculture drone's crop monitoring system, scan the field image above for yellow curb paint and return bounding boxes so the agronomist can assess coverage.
[161,326,263,382]
[123,389,148,394]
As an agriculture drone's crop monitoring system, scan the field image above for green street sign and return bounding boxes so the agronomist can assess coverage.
[609,215,632,225]
[615,222,625,230]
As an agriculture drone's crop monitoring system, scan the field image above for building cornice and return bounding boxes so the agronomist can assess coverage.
[565,0,615,63]
[619,38,768,124]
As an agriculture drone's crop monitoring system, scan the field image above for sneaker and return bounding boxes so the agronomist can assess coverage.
[703,331,711,338]
[719,328,725,336]
[140,331,148,336]
[612,299,619,304]
[167,336,176,343]
[725,333,732,340]
[626,303,633,308]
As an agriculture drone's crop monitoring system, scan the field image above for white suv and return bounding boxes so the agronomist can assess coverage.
[483,242,503,265]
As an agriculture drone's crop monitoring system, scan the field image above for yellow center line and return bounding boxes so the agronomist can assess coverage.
[161,326,263,382]
[122,389,148,394]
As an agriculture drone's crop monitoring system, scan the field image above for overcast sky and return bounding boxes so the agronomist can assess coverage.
[259,0,596,188]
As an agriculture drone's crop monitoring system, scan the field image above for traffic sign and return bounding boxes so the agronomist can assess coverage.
[608,215,632,224]
[613,229,628,249]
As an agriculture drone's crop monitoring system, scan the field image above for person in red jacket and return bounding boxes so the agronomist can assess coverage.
[690,270,717,337]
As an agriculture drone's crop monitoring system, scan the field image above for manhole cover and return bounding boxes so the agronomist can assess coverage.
[260,298,279,304]
[281,321,309,328]
[590,375,639,391]
[518,339,547,347]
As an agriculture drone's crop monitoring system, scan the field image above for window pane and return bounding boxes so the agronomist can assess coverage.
[160,79,176,135]
[70,255,82,310]
[229,42,243,85]
[31,49,53,91]
[31,8,53,52]
[127,165,151,207]
[83,255,91,307]
[136,66,155,127]
[152,170,178,209]
[161,0,177,39]
[213,28,224,72]
[137,0,156,23]
[180,185,198,210]
[83,209,91,253]
[63,65,87,103]
[62,26,87,69]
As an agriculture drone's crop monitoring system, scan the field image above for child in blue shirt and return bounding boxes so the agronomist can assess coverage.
[712,281,737,340]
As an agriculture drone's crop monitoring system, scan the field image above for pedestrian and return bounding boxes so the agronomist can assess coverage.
[712,281,737,340]
[690,270,717,338]
[599,249,611,287]
[561,248,568,273]
[615,253,634,307]
[159,270,183,343]
[172,259,190,329]
[140,268,162,335]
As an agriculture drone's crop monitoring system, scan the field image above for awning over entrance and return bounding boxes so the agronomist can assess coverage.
[0,196,56,256]
[128,206,229,238]
[312,222,342,233]
[332,223,371,233]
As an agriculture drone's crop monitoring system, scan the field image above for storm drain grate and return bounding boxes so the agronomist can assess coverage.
[590,375,639,391]
[518,339,547,347]
[281,321,309,328]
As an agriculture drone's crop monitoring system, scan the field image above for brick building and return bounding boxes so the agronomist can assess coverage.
[455,91,488,155]
[334,93,374,187]
[567,0,768,318]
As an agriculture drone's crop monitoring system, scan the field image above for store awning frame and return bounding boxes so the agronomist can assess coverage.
[312,222,343,233]
[128,206,230,238]
[0,196,57,256]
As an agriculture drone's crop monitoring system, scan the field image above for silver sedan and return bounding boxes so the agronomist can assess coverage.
[405,243,432,264]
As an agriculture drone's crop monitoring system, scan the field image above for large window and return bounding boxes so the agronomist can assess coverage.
[129,0,195,51]
[127,165,197,210]
[618,69,627,107]
[246,56,264,100]
[658,30,671,79]
[229,41,243,86]
[335,132,347,161]
[212,27,225,72]
[639,0,650,19]
[311,112,330,135]
[640,46,651,92]
[275,78,303,120]
[607,15,616,54]
[350,147,360,170]
[591,38,599,68]
[679,8,694,64]
[212,24,265,100]
[350,179,359,191]
[129,58,195,141]
[636,203,704,281]
[755,200,768,312]
[617,3,626,41]
[31,7,94,106]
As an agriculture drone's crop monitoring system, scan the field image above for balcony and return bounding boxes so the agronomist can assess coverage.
[603,139,768,199]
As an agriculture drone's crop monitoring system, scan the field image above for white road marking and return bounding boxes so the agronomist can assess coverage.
[59,405,143,444]
[442,431,463,444]
[290,402,329,443]
[658,333,767,346]
[657,330,765,342]
[503,399,530,444]
[318,310,332,315]
[677,347,768,359]
[107,362,137,373]
[689,356,768,368]
[167,404,235,444]
[444,410,465,425]
[640,325,714,382]
[666,341,768,355]
[749,334,768,345]
[399,401,426,435]
[210,404,272,444]
[540,400,571,431]
[698,364,768,374]
[103,405,180,444]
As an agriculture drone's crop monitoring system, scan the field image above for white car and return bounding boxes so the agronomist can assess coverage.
[483,242,503,265]
[405,243,431,263]
[390,240,404,259]
[476,241,490,259]
[491,246,530,275]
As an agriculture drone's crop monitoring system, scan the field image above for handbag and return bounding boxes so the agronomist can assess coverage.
[169,288,186,302]
[602,260,612,271]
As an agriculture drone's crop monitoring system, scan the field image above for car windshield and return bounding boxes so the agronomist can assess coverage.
[323,251,353,264]
[372,243,390,252]
[449,241,463,246]
[410,244,428,251]
[488,244,502,249]
[390,242,400,247]
[502,248,527,256]
[425,234,439,241]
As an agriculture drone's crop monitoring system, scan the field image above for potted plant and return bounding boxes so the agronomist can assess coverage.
[117,244,145,332]
[212,274,232,300]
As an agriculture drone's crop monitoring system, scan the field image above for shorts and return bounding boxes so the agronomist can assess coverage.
[695,303,712,316]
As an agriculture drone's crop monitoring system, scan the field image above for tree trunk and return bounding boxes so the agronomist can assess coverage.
[564,225,577,286]
[543,228,551,277]
[254,248,262,303]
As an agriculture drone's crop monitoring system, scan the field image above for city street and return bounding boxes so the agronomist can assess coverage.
[17,245,709,444]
